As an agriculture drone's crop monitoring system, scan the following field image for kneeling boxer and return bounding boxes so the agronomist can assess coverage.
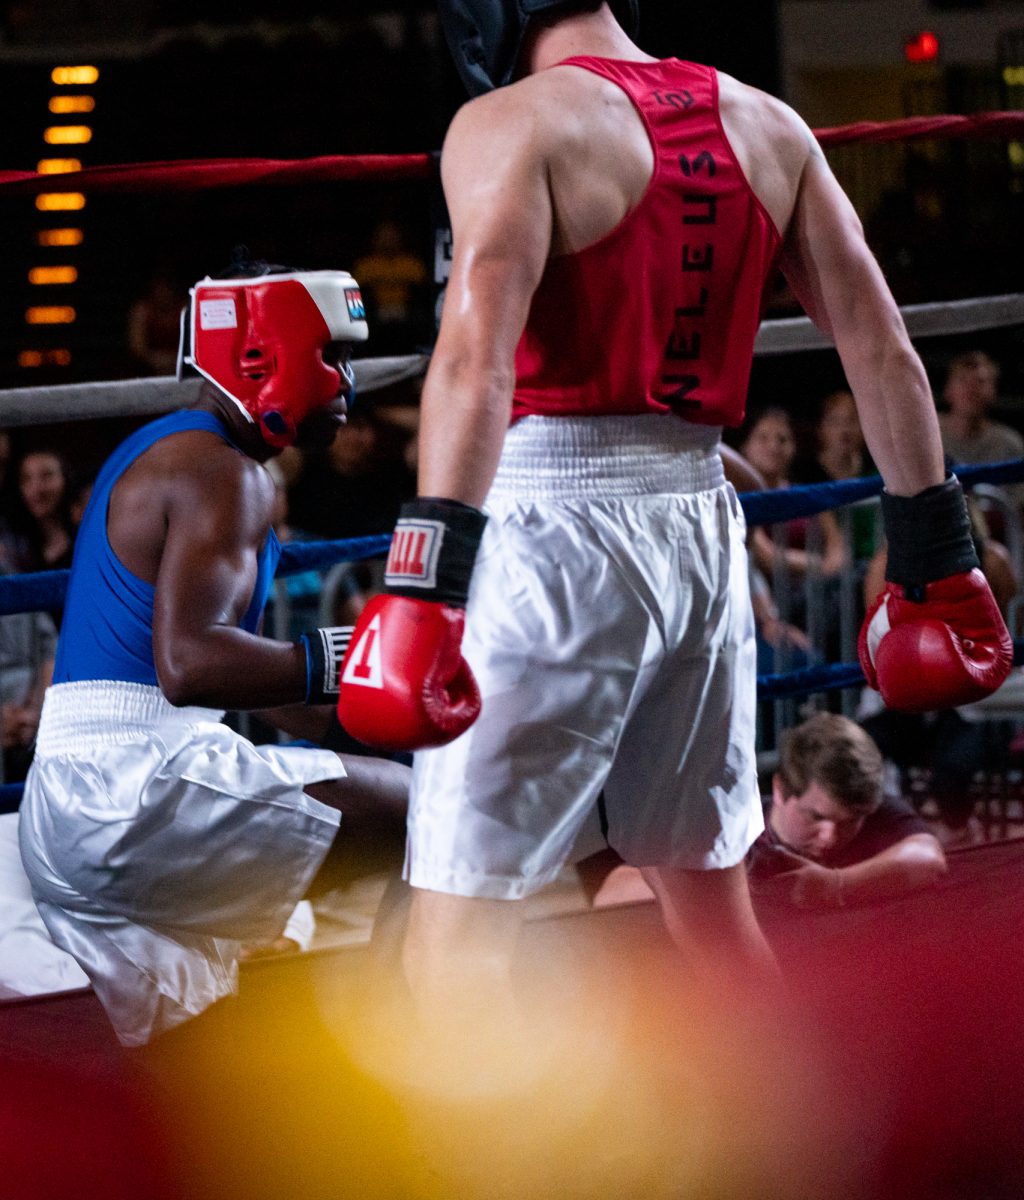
[18,263,410,1046]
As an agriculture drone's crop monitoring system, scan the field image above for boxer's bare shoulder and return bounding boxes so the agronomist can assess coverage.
[108,425,274,586]
[443,66,654,257]
[716,71,814,237]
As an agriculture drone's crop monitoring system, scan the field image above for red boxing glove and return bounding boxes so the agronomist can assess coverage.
[338,593,480,750]
[337,498,487,751]
[858,475,1013,712]
[858,570,1012,712]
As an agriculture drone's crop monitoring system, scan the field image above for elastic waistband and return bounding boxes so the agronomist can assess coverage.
[36,681,225,756]
[488,415,725,501]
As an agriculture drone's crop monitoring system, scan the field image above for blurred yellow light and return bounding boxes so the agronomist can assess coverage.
[29,266,78,285]
[49,95,95,114]
[1003,66,1024,87]
[18,350,44,368]
[37,158,81,174]
[26,306,76,325]
[35,193,86,211]
[1009,141,1024,168]
[37,227,84,246]
[51,66,99,85]
[44,125,92,145]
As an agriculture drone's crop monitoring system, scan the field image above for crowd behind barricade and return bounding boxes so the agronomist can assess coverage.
[729,345,1024,851]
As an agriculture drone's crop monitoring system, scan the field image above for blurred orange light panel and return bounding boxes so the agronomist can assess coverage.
[51,66,99,85]
[36,193,85,211]
[29,266,78,285]
[49,96,95,114]
[37,228,84,246]
[44,125,92,144]
[37,158,81,174]
[26,306,76,325]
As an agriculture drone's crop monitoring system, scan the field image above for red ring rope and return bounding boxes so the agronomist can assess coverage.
[0,111,1020,196]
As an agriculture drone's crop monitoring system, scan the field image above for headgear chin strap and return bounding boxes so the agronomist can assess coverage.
[177,269,369,449]
[438,0,640,98]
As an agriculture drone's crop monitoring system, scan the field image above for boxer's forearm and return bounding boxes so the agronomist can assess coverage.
[418,356,512,506]
[255,704,335,743]
[156,628,308,710]
[839,333,946,498]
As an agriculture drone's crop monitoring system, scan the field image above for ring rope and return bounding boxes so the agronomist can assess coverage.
[752,293,1024,357]
[0,354,431,429]
[0,153,435,194]
[2,459,1021,614]
[0,294,1019,427]
[0,112,1020,196]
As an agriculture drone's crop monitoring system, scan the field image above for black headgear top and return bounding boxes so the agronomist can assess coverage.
[438,0,641,98]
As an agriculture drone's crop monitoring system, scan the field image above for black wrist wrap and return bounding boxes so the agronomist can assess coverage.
[383,497,488,607]
[881,474,979,596]
[300,626,354,705]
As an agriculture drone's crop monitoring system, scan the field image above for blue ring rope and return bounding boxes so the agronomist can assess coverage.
[1,458,1021,706]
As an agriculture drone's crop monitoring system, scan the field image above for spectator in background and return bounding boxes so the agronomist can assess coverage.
[748,712,946,910]
[806,390,874,485]
[738,407,849,667]
[792,388,879,569]
[8,448,76,574]
[739,406,848,586]
[582,711,946,911]
[352,218,429,353]
[938,351,1024,515]
[0,430,20,573]
[719,441,811,676]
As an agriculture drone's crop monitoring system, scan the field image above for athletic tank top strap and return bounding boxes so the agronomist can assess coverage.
[53,410,281,686]
[512,56,780,429]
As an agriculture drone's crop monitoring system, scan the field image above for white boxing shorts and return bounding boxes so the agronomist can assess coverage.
[19,680,344,1045]
[406,414,763,901]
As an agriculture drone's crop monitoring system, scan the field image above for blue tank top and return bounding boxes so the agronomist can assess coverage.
[53,410,281,686]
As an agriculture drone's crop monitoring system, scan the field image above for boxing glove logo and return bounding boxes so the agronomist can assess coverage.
[341,614,384,689]
[384,518,445,589]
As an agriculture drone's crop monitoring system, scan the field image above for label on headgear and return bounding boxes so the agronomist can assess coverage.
[344,288,366,321]
[199,298,238,331]
[385,519,443,589]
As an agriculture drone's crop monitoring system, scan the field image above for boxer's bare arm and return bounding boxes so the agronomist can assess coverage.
[149,445,308,709]
[776,119,945,498]
[417,91,553,506]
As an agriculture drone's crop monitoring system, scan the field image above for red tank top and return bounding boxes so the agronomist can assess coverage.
[512,57,781,428]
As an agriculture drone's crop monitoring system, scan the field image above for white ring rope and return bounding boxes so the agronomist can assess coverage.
[753,292,1024,356]
[0,294,1021,427]
[0,353,431,429]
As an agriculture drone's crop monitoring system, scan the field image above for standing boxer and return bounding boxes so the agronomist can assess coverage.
[19,264,410,1046]
[338,2,1011,1024]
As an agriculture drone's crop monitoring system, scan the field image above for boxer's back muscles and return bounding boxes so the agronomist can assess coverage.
[483,63,809,260]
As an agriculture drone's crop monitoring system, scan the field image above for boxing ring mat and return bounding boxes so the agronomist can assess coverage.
[1,837,1023,1200]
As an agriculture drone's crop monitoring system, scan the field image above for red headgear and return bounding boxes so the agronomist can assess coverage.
[177,269,369,449]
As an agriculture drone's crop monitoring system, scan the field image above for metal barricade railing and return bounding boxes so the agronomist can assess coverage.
[972,484,1024,588]
[758,495,882,747]
[0,607,59,789]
